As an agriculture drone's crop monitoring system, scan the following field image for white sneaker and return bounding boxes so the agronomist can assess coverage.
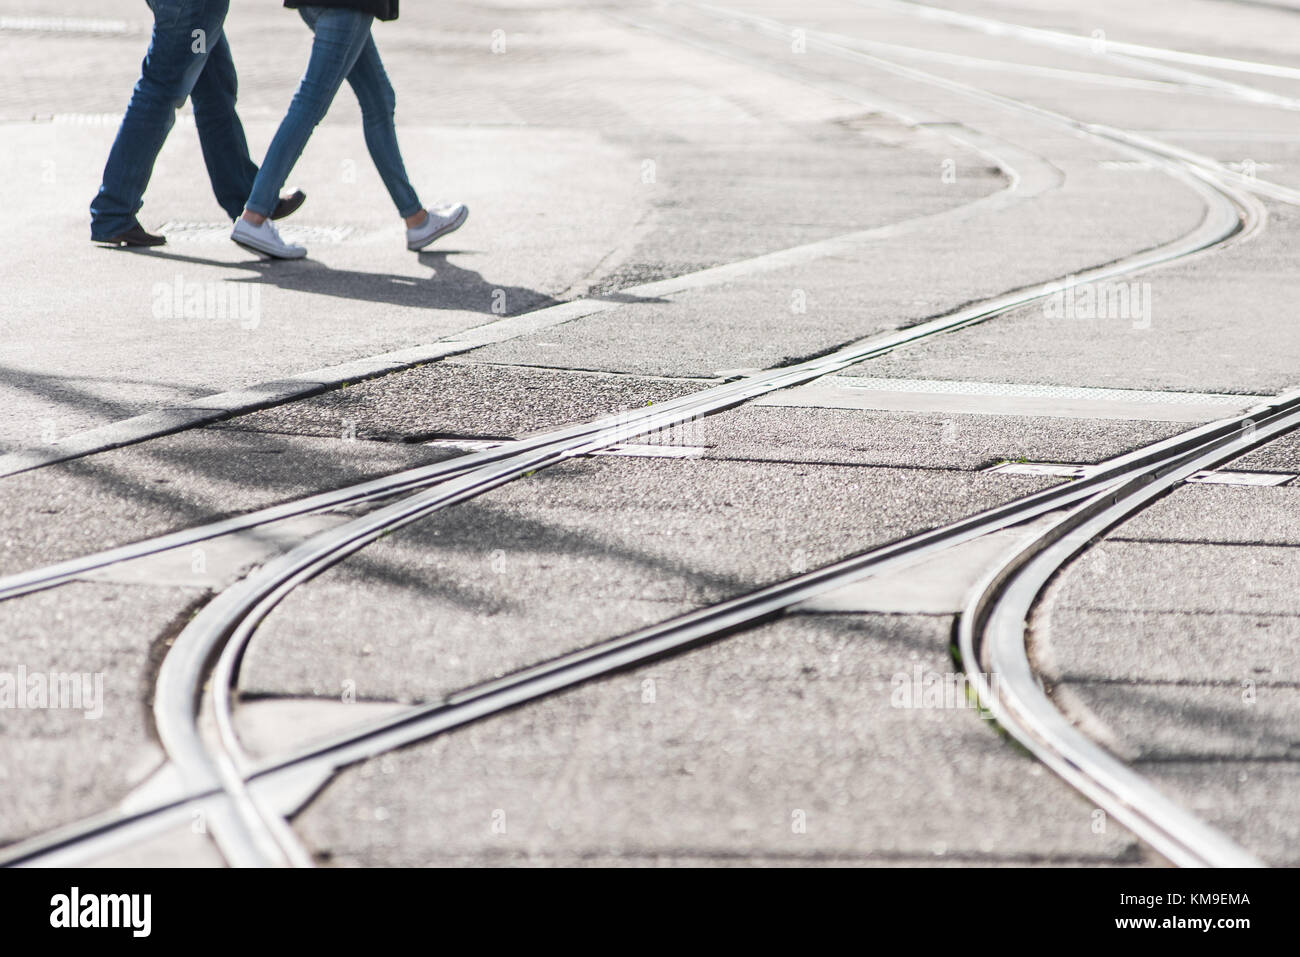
[406,203,468,251]
[231,217,307,259]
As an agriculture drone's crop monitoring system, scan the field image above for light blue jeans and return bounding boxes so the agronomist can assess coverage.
[245,7,421,218]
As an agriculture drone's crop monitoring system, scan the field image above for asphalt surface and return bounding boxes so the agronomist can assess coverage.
[1,0,1299,869]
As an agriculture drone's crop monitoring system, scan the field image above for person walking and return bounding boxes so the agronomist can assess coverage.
[91,0,306,247]
[231,1,466,259]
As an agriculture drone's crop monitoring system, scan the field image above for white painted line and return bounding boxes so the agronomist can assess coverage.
[792,33,1195,96]
[1186,469,1296,487]
[423,438,506,451]
[987,462,1091,479]
[30,113,146,127]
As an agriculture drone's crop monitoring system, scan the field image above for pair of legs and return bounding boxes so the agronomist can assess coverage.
[241,6,423,228]
[91,0,260,240]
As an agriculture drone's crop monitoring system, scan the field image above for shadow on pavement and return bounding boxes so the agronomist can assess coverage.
[123,247,563,316]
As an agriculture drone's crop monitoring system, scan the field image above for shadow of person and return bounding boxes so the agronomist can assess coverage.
[241,249,566,315]
[120,246,672,313]
[123,247,561,315]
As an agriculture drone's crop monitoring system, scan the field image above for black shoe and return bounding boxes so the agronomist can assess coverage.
[95,222,166,247]
[271,188,307,221]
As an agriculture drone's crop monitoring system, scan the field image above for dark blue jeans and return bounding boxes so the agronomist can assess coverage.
[245,6,420,218]
[90,0,259,239]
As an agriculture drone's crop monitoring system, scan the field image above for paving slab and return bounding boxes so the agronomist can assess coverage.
[797,514,1060,614]
[763,377,1264,422]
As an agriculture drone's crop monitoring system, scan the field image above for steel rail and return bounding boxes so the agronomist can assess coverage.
[9,384,1298,867]
[0,128,1048,608]
[690,0,1283,867]
[0,160,1243,612]
[1,0,1269,610]
[958,392,1300,868]
[682,2,1300,207]
[834,3,1300,112]
[171,200,1259,864]
[857,0,1300,82]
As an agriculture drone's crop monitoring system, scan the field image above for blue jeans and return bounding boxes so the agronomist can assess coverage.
[245,7,418,217]
[245,7,421,218]
[90,0,260,239]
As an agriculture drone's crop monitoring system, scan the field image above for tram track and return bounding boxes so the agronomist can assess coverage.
[7,384,1298,867]
[4,0,1292,868]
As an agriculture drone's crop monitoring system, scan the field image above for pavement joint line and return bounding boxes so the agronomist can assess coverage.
[1062,604,1300,616]
[753,388,1265,423]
